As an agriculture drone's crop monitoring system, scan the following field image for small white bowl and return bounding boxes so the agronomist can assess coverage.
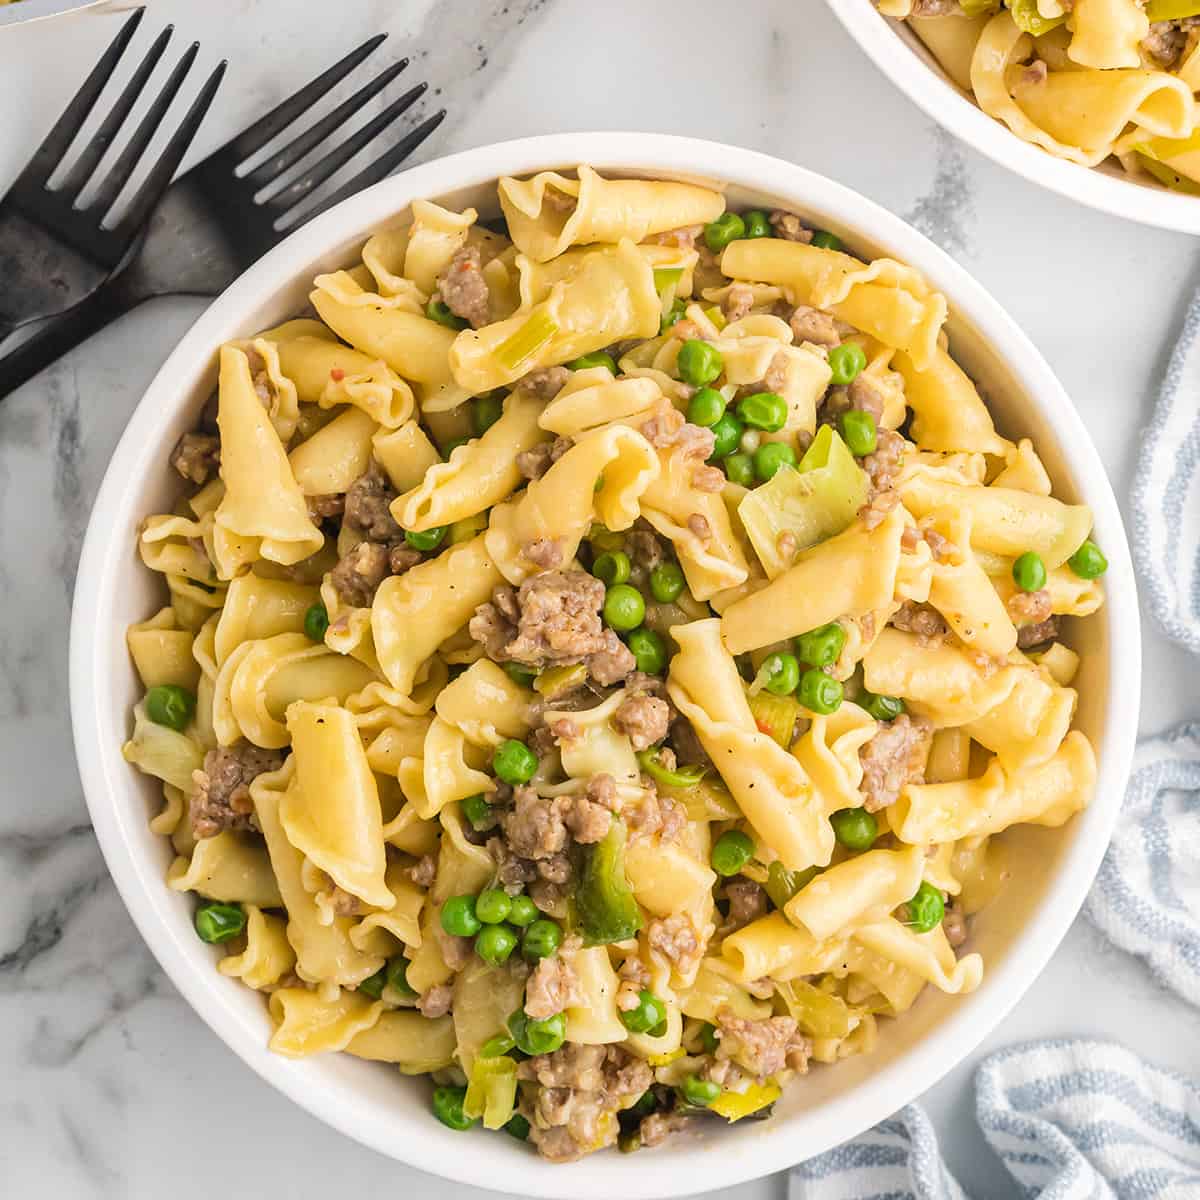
[70,132,1141,1199]
[0,0,106,27]
[826,0,1200,234]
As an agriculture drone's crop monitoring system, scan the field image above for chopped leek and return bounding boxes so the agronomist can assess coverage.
[777,978,852,1038]
[1146,0,1200,17]
[636,748,707,788]
[534,662,588,699]
[448,511,489,545]
[1135,153,1200,196]
[709,1080,781,1122]
[763,861,821,910]
[588,523,625,553]
[1003,0,1065,35]
[653,267,684,292]
[668,776,742,824]
[747,690,801,749]
[462,1054,518,1130]
[495,311,558,372]
[704,305,727,331]
[574,820,643,945]
[737,425,868,577]
[647,1046,686,1067]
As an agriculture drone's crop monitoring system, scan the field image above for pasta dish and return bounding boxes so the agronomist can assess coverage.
[121,166,1107,1160]
[877,0,1200,191]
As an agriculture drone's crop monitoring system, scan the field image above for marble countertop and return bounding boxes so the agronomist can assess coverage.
[2,1,1198,1196]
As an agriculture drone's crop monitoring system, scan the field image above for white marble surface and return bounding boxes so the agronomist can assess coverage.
[2,1,1198,1197]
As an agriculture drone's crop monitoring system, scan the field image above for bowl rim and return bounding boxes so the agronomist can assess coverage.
[69,131,1141,1199]
[824,0,1200,235]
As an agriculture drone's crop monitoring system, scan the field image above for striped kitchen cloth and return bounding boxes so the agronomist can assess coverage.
[790,1039,1200,1199]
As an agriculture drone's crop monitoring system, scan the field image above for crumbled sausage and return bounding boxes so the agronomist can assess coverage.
[891,600,949,645]
[722,284,756,323]
[417,982,453,1018]
[344,459,403,543]
[1017,615,1060,649]
[523,537,564,571]
[789,305,841,348]
[503,786,570,861]
[646,224,702,249]
[623,784,687,842]
[722,877,768,931]
[564,791,613,844]
[436,243,491,329]
[769,211,814,243]
[686,513,712,541]
[923,528,954,563]
[328,885,366,917]
[518,366,571,402]
[858,713,933,813]
[646,912,702,978]
[408,854,437,889]
[613,692,671,751]
[190,744,285,839]
[524,950,585,1020]
[859,489,900,530]
[715,1009,811,1078]
[330,540,391,608]
[516,435,573,481]
[306,493,345,521]
[436,927,474,971]
[861,427,905,499]
[1142,20,1189,69]
[1007,588,1053,628]
[627,527,666,572]
[847,373,887,421]
[389,543,423,575]
[170,432,221,485]
[692,464,726,493]
[638,1111,693,1148]
[943,899,969,948]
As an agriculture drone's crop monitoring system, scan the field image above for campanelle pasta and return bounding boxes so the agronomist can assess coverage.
[879,0,1200,191]
[122,167,1106,1163]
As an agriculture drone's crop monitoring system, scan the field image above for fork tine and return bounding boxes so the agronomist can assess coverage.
[87,41,199,220]
[12,8,145,191]
[57,24,173,203]
[113,60,227,243]
[265,82,428,215]
[281,108,447,231]
[219,33,388,167]
[242,58,410,192]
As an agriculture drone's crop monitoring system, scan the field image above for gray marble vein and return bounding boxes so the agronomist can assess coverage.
[0,1,1197,1198]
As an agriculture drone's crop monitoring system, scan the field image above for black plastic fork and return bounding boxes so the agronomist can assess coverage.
[0,9,225,336]
[0,33,446,400]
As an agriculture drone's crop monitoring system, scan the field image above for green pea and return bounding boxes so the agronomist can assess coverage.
[754,441,797,481]
[299,603,330,646]
[426,299,468,331]
[432,1085,476,1130]
[358,967,387,999]
[649,561,685,604]
[145,684,196,732]
[704,212,746,252]
[503,662,536,688]
[839,410,878,457]
[440,894,481,938]
[699,1023,719,1054]
[724,452,756,487]
[862,692,905,722]
[687,386,727,428]
[404,525,447,552]
[472,392,504,435]
[758,651,800,696]
[443,436,471,458]
[520,1012,567,1056]
[798,668,843,715]
[711,829,754,877]
[661,297,687,334]
[475,923,519,966]
[677,339,723,387]
[627,627,667,676]
[1012,551,1047,593]
[475,888,512,925]
[603,583,645,633]
[906,881,945,933]
[194,901,245,944]
[794,622,847,668]
[493,738,538,785]
[386,956,417,998]
[568,351,618,374]
[592,550,631,587]
[620,989,667,1034]
[736,391,788,432]
[709,412,744,460]
[504,1113,531,1140]
[521,918,562,962]
[481,1033,516,1058]
[742,210,770,239]
[811,230,843,252]
[507,895,539,927]
[1069,539,1108,580]
[682,1076,722,1107]
[828,342,867,386]
[830,806,878,852]
[461,793,494,830]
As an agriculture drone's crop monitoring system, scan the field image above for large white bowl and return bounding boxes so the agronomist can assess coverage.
[70,132,1141,1199]
[826,0,1200,235]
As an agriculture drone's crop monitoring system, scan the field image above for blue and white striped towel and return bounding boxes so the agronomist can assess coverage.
[791,1039,1200,1199]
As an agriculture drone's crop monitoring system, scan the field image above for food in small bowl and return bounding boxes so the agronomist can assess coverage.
[72,134,1138,1198]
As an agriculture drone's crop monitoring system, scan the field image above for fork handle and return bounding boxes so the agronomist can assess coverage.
[0,277,146,401]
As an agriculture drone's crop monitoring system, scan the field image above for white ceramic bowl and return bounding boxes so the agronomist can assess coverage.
[70,132,1140,1199]
[0,0,105,27]
[825,0,1200,234]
